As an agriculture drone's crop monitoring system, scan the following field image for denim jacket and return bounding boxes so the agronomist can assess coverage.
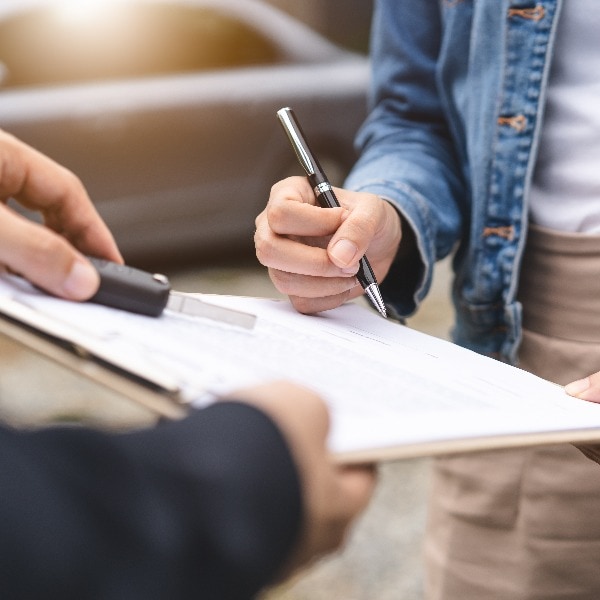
[345,0,562,364]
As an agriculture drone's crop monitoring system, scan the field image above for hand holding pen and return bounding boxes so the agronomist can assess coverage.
[276,107,386,317]
[254,108,403,317]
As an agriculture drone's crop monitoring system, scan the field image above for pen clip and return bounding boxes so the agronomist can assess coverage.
[277,107,319,177]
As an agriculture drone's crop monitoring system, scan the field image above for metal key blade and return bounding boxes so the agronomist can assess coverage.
[166,292,256,330]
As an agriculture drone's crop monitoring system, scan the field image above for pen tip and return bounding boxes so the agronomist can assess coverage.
[365,284,387,318]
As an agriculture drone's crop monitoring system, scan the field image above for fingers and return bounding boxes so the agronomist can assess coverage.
[257,230,357,279]
[0,130,122,264]
[0,204,100,300]
[288,289,358,315]
[255,219,360,309]
[255,180,362,313]
[0,130,123,300]
[565,372,600,403]
[265,178,348,238]
[256,177,402,314]
[269,264,358,299]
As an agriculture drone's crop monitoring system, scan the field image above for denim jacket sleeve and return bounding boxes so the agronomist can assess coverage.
[345,0,467,318]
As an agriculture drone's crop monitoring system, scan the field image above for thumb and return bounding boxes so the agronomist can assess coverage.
[327,204,376,270]
[565,371,600,403]
[0,205,100,300]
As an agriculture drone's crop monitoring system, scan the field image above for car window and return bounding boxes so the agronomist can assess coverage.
[0,3,280,88]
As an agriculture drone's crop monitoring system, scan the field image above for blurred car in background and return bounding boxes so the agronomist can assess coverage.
[0,0,369,265]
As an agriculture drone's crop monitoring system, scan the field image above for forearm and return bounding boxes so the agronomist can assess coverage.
[0,402,301,599]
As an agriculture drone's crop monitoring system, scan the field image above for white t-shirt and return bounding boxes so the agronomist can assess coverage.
[528,1,600,233]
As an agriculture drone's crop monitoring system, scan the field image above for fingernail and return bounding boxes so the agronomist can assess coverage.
[61,260,99,299]
[330,239,358,266]
[565,377,591,396]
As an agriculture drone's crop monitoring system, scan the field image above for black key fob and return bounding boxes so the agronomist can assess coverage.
[88,257,171,317]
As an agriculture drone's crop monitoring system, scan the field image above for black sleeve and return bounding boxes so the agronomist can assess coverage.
[0,401,302,600]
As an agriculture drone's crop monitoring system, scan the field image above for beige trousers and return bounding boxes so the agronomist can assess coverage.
[424,225,600,600]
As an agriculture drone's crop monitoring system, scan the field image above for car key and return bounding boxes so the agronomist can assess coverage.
[87,257,256,329]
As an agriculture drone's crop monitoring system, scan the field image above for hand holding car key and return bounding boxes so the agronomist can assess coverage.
[87,258,256,329]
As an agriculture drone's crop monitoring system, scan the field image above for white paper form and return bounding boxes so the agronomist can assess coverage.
[208,296,600,459]
[2,274,600,462]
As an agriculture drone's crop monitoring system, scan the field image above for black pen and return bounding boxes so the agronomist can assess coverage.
[277,107,387,318]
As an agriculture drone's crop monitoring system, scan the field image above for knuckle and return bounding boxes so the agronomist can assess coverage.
[269,269,295,294]
[53,166,87,202]
[254,235,277,267]
[266,200,289,230]
[61,167,83,189]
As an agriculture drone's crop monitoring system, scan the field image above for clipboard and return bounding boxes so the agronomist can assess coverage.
[2,273,600,463]
[0,303,188,423]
